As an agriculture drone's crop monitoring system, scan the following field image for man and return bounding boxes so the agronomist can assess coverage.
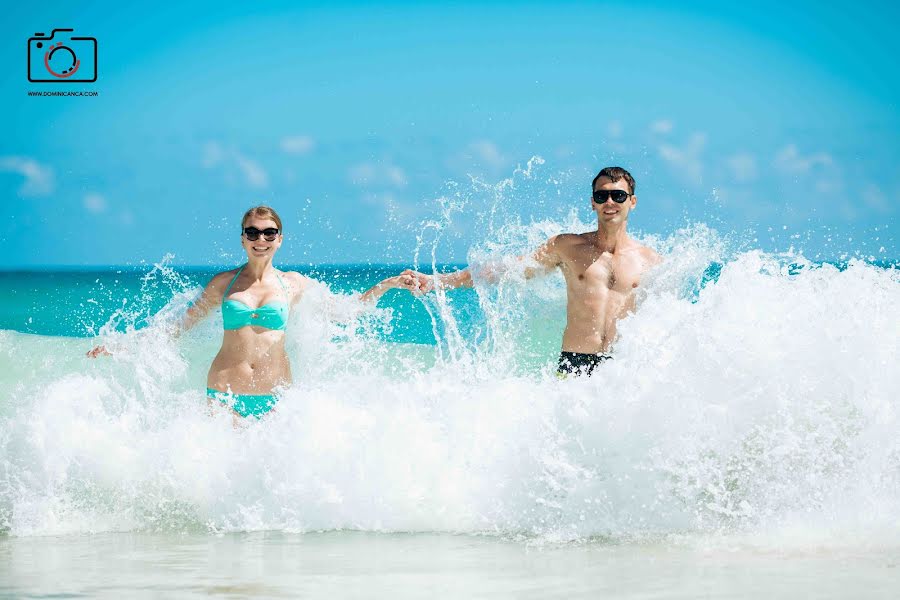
[403,166,662,376]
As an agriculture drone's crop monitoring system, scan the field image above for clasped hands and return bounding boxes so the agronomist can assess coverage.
[391,269,435,295]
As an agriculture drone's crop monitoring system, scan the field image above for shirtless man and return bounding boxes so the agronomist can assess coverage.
[403,166,661,376]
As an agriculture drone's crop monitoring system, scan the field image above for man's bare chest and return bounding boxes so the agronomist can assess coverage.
[564,251,644,294]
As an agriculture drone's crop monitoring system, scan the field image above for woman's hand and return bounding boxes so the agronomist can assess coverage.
[359,272,426,304]
[86,345,111,358]
[399,270,433,294]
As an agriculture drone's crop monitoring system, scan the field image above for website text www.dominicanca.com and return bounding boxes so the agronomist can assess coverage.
[27,90,98,97]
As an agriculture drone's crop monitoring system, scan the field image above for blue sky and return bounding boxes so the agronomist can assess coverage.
[1,0,897,267]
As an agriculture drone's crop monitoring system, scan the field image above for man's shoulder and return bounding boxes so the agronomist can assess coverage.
[629,243,662,265]
[552,232,591,249]
[543,233,583,261]
[554,232,584,241]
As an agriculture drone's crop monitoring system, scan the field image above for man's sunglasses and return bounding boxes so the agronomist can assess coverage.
[592,189,631,204]
[243,227,279,241]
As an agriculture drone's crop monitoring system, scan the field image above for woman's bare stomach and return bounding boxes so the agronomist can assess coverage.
[206,331,292,394]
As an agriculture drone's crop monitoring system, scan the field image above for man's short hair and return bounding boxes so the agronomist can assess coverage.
[592,166,635,195]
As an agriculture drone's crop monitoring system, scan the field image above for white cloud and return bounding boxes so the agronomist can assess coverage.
[0,156,55,196]
[607,120,623,138]
[202,142,225,168]
[773,144,833,174]
[83,192,107,213]
[468,140,506,169]
[650,119,673,134]
[815,179,840,193]
[280,135,315,155]
[385,165,407,187]
[233,153,269,189]
[202,142,269,189]
[862,184,890,213]
[348,160,407,188]
[658,132,706,185]
[726,152,757,183]
[349,162,376,183]
[445,140,511,179]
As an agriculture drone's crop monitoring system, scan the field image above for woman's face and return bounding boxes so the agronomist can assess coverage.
[241,217,282,259]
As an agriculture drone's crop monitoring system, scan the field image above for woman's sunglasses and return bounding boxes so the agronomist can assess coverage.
[592,190,631,204]
[243,227,279,242]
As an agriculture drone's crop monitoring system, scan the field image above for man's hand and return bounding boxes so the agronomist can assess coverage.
[390,272,421,293]
[399,270,434,294]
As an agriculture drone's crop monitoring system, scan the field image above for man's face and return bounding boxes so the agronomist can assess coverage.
[591,176,636,224]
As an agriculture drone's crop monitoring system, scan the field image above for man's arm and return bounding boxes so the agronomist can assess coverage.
[434,268,475,289]
[397,267,472,292]
[522,235,564,279]
[640,247,664,269]
[402,235,565,292]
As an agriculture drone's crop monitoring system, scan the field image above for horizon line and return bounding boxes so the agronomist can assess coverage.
[0,262,470,272]
[0,257,896,273]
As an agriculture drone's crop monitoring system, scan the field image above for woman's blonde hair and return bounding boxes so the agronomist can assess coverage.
[241,205,283,231]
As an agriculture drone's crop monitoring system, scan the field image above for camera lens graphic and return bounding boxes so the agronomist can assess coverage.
[43,41,80,78]
[28,29,98,83]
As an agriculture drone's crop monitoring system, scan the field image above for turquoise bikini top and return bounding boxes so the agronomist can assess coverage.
[221,265,290,331]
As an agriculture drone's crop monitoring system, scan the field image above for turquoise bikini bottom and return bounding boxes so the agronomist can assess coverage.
[206,387,278,418]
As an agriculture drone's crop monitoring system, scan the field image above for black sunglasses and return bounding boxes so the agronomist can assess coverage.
[243,227,279,241]
[592,189,631,204]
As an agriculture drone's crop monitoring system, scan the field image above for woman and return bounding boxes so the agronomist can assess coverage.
[89,205,416,419]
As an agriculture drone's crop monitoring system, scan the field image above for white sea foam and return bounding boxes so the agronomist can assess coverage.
[1,223,897,549]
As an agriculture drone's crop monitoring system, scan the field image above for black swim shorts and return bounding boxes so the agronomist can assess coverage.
[556,351,613,377]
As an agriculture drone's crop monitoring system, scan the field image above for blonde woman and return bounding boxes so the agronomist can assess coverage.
[89,205,417,418]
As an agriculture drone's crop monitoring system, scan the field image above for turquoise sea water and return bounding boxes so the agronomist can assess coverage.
[1,230,898,597]
[0,265,464,342]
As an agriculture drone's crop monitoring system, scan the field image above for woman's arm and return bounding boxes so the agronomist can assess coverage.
[171,271,231,338]
[282,271,312,306]
[87,271,231,357]
[359,273,420,305]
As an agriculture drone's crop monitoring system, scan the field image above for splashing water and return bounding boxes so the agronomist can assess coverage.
[0,164,897,550]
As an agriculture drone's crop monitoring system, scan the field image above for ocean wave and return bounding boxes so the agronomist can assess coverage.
[1,225,897,545]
